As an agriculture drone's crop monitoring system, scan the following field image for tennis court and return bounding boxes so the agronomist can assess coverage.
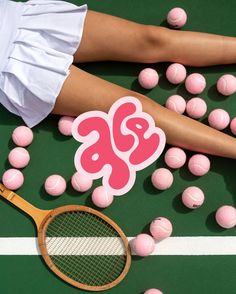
[1,0,236,293]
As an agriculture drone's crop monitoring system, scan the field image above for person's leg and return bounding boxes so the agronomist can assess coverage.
[74,10,236,66]
[53,65,236,159]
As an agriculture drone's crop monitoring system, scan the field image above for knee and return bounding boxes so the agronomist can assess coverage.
[139,25,173,63]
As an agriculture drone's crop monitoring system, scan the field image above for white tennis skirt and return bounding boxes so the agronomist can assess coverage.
[0,0,87,127]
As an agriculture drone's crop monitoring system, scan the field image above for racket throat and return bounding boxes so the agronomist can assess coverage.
[0,184,50,230]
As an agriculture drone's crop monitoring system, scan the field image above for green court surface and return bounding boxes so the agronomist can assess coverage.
[1,0,236,293]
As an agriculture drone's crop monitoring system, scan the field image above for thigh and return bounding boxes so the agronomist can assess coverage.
[53,65,236,159]
[74,10,150,63]
[53,64,142,115]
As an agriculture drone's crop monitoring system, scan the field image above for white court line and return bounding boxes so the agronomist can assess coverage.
[0,237,236,255]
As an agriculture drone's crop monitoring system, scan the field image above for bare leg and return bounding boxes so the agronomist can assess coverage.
[75,10,236,66]
[53,66,236,159]
[52,10,236,159]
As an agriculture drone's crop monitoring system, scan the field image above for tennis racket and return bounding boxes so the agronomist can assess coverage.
[0,183,131,291]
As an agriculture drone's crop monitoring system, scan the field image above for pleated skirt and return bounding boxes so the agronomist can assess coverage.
[0,0,87,127]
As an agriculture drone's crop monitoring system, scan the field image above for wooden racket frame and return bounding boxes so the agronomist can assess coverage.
[0,184,131,291]
[38,205,131,291]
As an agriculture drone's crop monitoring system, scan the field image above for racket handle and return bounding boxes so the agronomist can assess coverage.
[0,183,50,230]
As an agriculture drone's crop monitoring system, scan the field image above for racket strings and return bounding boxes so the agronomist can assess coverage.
[47,212,120,255]
[52,255,124,285]
[62,212,125,283]
[45,211,127,286]
[47,212,107,282]
[47,213,126,285]
[47,213,73,255]
[48,215,118,280]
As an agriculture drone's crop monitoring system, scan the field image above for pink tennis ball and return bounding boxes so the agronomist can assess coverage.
[144,289,163,294]
[164,147,186,169]
[186,97,207,119]
[208,108,230,130]
[230,117,236,135]
[132,233,155,257]
[150,217,173,240]
[216,74,236,96]
[167,7,187,28]
[91,186,114,208]
[182,186,205,209]
[58,116,75,136]
[215,205,236,229]
[12,126,33,147]
[8,147,30,169]
[44,174,66,196]
[166,63,187,84]
[71,172,93,192]
[165,95,186,114]
[151,168,174,190]
[2,169,24,190]
[188,154,210,176]
[138,68,159,89]
[185,73,206,94]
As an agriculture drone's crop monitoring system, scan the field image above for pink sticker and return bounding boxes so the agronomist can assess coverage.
[72,96,166,196]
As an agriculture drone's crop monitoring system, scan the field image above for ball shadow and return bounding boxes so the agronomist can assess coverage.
[39,185,59,202]
[176,83,193,99]
[129,238,145,262]
[172,192,193,214]
[207,84,226,102]
[178,167,198,182]
[143,175,165,196]
[7,137,16,150]
[205,211,225,233]
[157,72,178,92]
[65,179,84,198]
[4,158,11,171]
[130,79,152,95]
[210,157,236,207]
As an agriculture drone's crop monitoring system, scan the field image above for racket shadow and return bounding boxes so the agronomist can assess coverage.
[0,184,131,291]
